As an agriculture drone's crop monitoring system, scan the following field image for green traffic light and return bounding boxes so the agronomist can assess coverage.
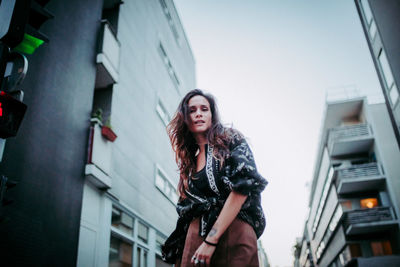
[13,34,45,55]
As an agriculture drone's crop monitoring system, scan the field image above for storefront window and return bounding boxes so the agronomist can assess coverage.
[112,207,134,236]
[109,235,132,267]
[138,222,149,243]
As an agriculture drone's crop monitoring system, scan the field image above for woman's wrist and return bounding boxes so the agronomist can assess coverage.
[203,239,218,247]
[206,227,219,243]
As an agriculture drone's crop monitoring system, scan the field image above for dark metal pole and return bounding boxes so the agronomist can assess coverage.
[0,43,10,91]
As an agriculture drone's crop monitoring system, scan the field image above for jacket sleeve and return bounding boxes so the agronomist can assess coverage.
[224,136,268,196]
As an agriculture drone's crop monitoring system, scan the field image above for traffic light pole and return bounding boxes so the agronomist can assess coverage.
[0,43,9,91]
[0,43,9,162]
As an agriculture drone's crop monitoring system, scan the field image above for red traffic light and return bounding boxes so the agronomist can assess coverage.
[0,91,27,138]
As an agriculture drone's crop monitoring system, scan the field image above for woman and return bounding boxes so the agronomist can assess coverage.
[162,89,268,267]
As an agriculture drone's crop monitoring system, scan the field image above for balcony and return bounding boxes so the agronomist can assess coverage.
[85,119,112,189]
[327,124,374,157]
[338,244,400,267]
[95,20,121,89]
[345,256,400,267]
[343,206,397,235]
[335,163,386,194]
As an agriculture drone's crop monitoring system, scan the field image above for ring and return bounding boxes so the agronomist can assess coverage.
[199,259,205,264]
[194,259,199,265]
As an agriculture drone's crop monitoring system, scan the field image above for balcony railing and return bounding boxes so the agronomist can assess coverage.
[335,162,385,194]
[328,124,374,157]
[85,119,112,189]
[95,20,121,89]
[343,206,397,235]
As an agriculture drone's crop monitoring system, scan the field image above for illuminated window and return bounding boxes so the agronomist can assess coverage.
[371,240,392,256]
[360,198,378,209]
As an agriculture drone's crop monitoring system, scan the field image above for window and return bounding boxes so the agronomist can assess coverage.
[360,0,378,39]
[371,240,392,256]
[378,49,399,106]
[155,166,179,204]
[138,222,149,243]
[390,84,399,107]
[136,246,148,267]
[312,166,334,234]
[156,233,166,253]
[156,99,170,126]
[109,204,171,267]
[109,235,133,267]
[102,0,121,34]
[337,244,362,267]
[112,207,134,236]
[360,0,373,25]
[360,198,378,209]
[159,0,181,45]
[159,43,181,92]
[315,205,343,260]
[340,200,352,211]
[156,255,172,267]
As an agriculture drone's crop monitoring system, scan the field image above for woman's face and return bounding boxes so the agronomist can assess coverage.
[187,95,212,134]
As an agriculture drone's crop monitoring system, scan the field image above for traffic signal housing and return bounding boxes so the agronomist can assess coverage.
[0,0,53,55]
[0,91,27,138]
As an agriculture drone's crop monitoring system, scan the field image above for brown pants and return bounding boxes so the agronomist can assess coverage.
[176,217,259,267]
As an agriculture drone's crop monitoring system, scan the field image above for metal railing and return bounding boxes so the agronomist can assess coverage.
[329,124,372,142]
[336,162,381,179]
[343,206,394,229]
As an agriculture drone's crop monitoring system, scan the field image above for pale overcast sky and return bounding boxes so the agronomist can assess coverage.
[173,1,382,266]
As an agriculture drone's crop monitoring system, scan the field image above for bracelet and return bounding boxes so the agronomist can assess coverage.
[203,239,218,247]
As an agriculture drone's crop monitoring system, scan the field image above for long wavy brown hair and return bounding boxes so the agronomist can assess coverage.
[167,89,241,199]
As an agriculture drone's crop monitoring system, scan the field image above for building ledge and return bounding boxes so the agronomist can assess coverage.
[346,255,400,267]
[345,220,398,235]
[85,163,112,189]
[337,175,386,194]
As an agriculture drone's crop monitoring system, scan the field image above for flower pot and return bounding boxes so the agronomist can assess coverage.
[101,126,117,142]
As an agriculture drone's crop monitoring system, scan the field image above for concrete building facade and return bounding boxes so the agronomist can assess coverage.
[298,97,400,267]
[354,0,400,149]
[76,0,195,266]
[0,0,195,266]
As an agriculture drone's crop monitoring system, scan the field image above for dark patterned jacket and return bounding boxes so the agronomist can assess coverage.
[162,135,268,263]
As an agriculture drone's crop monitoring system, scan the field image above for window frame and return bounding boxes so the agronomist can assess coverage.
[154,164,179,205]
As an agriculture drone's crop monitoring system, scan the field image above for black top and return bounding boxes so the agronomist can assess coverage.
[162,134,268,264]
[190,145,216,197]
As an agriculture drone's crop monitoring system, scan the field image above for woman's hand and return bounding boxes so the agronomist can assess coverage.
[191,242,216,267]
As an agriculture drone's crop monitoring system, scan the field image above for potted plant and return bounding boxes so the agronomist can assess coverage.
[101,117,118,142]
[91,108,104,125]
[91,108,117,142]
